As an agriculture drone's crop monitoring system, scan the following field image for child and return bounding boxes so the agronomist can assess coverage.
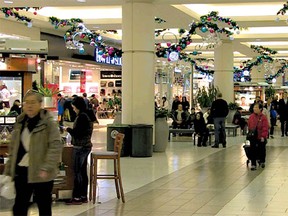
[270,104,277,138]
[194,112,209,147]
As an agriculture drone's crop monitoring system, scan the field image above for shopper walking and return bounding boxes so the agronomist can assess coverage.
[210,93,229,148]
[247,103,269,171]
[4,89,62,216]
[57,93,66,133]
[278,92,288,137]
[64,96,96,205]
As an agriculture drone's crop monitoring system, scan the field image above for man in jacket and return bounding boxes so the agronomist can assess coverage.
[210,93,229,148]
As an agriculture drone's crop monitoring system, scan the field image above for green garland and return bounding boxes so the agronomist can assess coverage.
[250,45,277,55]
[277,1,288,15]
[155,11,239,76]
[49,16,83,29]
[0,7,40,25]
[265,63,288,82]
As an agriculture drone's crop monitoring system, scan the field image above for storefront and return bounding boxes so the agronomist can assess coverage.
[44,59,122,103]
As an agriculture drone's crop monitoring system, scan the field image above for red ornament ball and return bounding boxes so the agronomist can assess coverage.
[33,12,37,15]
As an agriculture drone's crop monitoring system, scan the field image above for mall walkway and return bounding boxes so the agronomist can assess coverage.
[1,121,288,216]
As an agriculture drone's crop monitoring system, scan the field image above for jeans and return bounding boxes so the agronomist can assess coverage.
[13,166,54,216]
[72,147,91,199]
[213,117,226,145]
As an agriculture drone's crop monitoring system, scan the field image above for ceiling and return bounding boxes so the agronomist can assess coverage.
[1,0,288,66]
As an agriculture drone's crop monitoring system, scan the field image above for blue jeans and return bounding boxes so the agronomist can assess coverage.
[72,147,91,199]
[213,117,226,145]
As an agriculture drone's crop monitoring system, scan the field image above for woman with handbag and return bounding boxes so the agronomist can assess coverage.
[247,103,269,171]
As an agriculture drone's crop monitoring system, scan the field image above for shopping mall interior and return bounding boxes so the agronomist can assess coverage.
[1,0,288,215]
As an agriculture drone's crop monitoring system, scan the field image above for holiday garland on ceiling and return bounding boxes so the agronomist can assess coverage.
[155,11,240,75]
[49,16,122,57]
[265,60,288,83]
[49,16,169,58]
[235,45,288,83]
[0,7,40,27]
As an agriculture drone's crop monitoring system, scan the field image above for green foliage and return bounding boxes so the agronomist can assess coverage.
[37,83,61,97]
[228,102,239,110]
[196,86,218,108]
[155,108,170,119]
[265,86,276,98]
[107,96,122,110]
[32,80,61,97]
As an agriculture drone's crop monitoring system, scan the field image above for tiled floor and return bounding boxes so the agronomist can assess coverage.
[1,121,288,216]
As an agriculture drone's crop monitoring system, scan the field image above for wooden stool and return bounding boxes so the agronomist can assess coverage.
[89,133,125,204]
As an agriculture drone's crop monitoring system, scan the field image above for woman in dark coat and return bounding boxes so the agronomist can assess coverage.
[194,112,209,147]
[64,96,96,204]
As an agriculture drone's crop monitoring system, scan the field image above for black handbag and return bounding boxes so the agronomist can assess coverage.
[246,116,261,142]
[246,129,257,141]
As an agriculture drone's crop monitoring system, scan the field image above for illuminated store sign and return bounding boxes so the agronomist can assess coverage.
[100,71,122,79]
[95,48,122,66]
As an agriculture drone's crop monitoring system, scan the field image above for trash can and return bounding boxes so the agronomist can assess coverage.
[107,124,131,157]
[130,124,153,157]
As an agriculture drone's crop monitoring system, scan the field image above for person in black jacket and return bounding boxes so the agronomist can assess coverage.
[9,99,21,115]
[210,93,229,148]
[194,112,209,147]
[181,96,190,111]
[64,96,95,205]
[278,92,288,136]
[171,96,181,112]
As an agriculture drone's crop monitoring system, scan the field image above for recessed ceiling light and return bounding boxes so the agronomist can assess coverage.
[77,0,86,2]
[4,1,14,4]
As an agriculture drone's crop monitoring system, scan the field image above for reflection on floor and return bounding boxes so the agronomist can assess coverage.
[2,122,288,216]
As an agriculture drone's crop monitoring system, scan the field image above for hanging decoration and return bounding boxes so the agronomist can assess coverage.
[155,17,166,24]
[277,1,288,15]
[49,17,122,57]
[156,11,240,59]
[233,67,251,82]
[49,16,168,57]
[0,7,40,27]
[155,11,239,76]
[239,45,276,72]
[265,61,288,83]
[48,16,83,29]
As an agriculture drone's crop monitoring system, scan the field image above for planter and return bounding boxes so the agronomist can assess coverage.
[226,110,236,124]
[43,97,54,108]
[113,112,122,124]
[154,117,169,152]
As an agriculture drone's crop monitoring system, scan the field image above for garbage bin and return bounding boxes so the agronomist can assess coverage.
[130,124,153,157]
[107,124,131,157]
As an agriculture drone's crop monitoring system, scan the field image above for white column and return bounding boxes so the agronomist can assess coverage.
[214,40,234,103]
[122,0,155,125]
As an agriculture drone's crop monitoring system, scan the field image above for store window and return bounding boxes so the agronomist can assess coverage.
[0,74,22,109]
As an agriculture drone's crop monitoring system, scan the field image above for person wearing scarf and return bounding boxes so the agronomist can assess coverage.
[4,90,62,216]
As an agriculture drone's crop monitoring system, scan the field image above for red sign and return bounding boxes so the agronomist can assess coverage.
[80,71,86,93]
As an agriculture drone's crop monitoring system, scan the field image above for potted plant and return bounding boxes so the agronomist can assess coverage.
[195,85,218,111]
[33,81,61,108]
[227,102,239,124]
[265,86,276,99]
[154,108,170,152]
